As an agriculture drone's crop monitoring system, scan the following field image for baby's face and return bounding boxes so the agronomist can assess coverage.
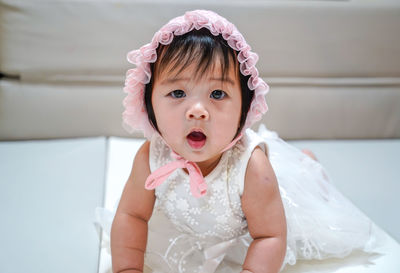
[152,61,242,169]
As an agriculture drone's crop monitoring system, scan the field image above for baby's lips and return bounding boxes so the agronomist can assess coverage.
[186,131,207,149]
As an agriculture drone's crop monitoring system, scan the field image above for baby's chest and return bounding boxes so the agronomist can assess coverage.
[155,174,248,240]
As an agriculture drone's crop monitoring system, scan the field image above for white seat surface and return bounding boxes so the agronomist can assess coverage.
[99,136,400,273]
[0,137,107,273]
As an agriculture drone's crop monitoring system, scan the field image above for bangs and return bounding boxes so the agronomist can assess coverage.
[153,28,238,83]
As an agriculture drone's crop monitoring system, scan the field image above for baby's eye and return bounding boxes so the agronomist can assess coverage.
[210,90,226,100]
[169,90,186,98]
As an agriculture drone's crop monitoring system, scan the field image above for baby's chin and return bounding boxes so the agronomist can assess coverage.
[182,148,224,166]
[179,149,211,162]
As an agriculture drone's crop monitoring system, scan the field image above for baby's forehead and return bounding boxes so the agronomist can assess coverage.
[156,59,239,84]
[158,75,237,88]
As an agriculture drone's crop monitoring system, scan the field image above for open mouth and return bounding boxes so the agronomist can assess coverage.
[186,131,207,149]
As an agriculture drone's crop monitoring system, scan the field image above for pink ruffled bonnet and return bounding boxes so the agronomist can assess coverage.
[122,9,269,140]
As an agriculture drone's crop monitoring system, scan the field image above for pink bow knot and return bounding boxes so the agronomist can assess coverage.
[145,154,207,198]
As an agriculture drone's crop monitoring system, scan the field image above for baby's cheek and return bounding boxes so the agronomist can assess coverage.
[216,122,238,141]
[155,109,177,131]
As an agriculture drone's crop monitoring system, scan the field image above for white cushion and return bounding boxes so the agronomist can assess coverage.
[0,137,107,273]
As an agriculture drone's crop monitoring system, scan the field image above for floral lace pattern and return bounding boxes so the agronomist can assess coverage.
[149,132,251,242]
[146,131,264,272]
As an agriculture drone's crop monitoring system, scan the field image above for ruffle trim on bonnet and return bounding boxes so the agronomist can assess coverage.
[122,9,269,139]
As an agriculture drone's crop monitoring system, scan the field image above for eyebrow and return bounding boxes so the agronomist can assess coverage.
[161,77,235,85]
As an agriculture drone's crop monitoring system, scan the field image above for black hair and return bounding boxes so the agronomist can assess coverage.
[144,28,254,138]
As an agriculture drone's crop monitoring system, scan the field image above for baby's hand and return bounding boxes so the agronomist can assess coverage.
[241,270,253,273]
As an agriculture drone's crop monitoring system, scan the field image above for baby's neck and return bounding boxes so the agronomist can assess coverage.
[184,154,223,177]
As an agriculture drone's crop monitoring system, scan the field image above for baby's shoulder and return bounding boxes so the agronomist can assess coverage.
[132,141,151,171]
[228,129,272,195]
[136,140,150,159]
[245,147,274,182]
[241,129,276,192]
[242,146,279,208]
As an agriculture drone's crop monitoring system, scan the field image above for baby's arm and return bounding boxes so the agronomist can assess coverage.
[111,141,155,273]
[241,147,287,273]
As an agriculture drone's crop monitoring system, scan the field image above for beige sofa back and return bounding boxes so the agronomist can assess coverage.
[1,0,399,140]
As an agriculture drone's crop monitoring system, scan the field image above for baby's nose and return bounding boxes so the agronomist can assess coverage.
[186,102,209,121]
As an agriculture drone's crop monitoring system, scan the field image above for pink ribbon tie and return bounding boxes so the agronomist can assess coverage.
[145,154,207,198]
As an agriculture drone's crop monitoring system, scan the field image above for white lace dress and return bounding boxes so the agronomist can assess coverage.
[142,126,376,273]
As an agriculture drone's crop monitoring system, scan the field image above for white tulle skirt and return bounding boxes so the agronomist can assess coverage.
[256,126,377,266]
[95,125,378,272]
